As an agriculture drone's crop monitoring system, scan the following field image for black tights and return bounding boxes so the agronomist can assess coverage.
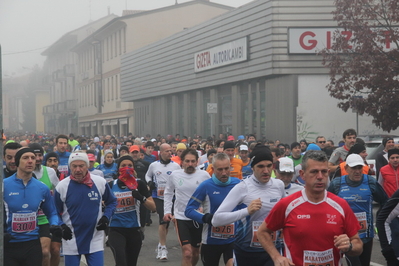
[345,240,373,266]
[108,227,142,266]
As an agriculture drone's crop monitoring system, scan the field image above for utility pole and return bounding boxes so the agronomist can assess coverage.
[0,44,4,264]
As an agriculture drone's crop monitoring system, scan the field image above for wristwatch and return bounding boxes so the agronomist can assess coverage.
[345,242,353,253]
[142,196,147,203]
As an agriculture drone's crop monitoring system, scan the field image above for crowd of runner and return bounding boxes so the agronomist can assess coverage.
[3,129,399,266]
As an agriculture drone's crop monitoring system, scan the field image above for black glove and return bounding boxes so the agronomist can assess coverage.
[132,189,144,202]
[4,232,14,245]
[147,181,156,190]
[96,216,109,231]
[202,213,213,225]
[49,225,63,239]
[382,245,399,265]
[61,224,73,240]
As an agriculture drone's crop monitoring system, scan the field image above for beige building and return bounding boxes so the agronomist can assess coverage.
[71,0,233,136]
[41,14,118,134]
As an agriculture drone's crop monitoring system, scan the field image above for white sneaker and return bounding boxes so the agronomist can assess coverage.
[156,247,162,259]
[160,247,168,261]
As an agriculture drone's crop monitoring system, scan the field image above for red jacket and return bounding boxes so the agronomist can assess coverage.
[380,164,399,197]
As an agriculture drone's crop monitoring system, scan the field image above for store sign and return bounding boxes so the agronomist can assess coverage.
[288,27,395,54]
[194,37,248,72]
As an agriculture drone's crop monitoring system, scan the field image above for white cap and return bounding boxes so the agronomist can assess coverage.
[94,137,100,143]
[151,138,156,142]
[239,145,248,151]
[278,157,294,172]
[346,154,365,167]
[69,152,89,167]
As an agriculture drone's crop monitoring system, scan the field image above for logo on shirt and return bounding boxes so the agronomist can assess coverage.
[297,214,310,219]
[9,192,19,196]
[22,204,29,208]
[167,171,172,175]
[156,171,162,176]
[326,214,337,224]
[270,198,278,203]
[213,191,220,194]
[88,191,99,200]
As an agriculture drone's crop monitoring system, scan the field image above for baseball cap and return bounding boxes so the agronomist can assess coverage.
[129,145,140,153]
[151,138,156,142]
[93,137,100,143]
[238,135,245,140]
[176,143,187,151]
[227,135,235,141]
[346,154,365,167]
[278,157,294,172]
[87,153,96,162]
[239,145,248,151]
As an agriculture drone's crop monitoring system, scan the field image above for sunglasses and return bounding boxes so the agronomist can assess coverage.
[318,141,326,144]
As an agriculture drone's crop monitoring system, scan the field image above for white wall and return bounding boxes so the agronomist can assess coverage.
[297,75,399,144]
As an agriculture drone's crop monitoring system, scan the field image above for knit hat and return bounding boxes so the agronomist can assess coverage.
[383,137,394,148]
[44,152,59,164]
[223,141,235,150]
[249,145,273,167]
[103,149,113,157]
[388,148,399,159]
[15,148,36,167]
[68,152,89,167]
[117,155,135,170]
[93,137,100,143]
[29,143,44,154]
[176,143,187,151]
[347,143,366,156]
[119,145,129,154]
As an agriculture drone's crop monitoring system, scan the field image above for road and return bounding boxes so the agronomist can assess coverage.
[59,211,388,266]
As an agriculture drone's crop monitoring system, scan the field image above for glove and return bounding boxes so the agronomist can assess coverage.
[61,224,73,240]
[382,245,399,265]
[147,181,156,190]
[49,225,63,239]
[96,216,109,231]
[202,213,213,225]
[132,189,144,202]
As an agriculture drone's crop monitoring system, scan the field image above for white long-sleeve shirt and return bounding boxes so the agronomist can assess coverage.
[164,169,210,220]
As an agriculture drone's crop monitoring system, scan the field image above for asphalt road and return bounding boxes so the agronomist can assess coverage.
[60,211,388,266]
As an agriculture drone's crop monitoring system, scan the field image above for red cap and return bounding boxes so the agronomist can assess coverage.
[129,145,140,153]
[227,135,235,141]
[87,154,96,161]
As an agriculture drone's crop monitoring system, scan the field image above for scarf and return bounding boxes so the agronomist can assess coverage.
[118,167,138,190]
[212,174,231,187]
[70,171,93,188]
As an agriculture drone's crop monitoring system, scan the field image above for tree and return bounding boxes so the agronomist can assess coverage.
[322,0,399,132]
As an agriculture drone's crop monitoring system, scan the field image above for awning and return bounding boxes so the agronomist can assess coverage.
[119,118,128,125]
[110,119,118,126]
[102,120,110,126]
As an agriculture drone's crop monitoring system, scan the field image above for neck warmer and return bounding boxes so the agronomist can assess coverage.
[70,171,93,188]
[118,167,138,190]
[212,174,231,187]
[160,157,171,165]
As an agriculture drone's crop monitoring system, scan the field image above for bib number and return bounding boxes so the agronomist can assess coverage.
[250,221,262,248]
[355,212,367,233]
[115,192,136,213]
[303,248,334,266]
[12,212,37,233]
[211,224,234,239]
[157,186,165,197]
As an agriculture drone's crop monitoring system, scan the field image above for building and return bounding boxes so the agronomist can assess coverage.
[71,0,233,136]
[120,0,399,143]
[41,14,118,134]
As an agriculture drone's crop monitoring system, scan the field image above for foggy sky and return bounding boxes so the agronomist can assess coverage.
[0,0,253,77]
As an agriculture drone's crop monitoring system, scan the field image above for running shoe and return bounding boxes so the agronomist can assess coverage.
[160,247,168,261]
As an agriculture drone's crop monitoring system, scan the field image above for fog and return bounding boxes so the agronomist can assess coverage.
[0,0,253,77]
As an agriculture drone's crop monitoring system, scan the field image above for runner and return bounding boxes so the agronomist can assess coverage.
[163,148,210,266]
[108,155,156,266]
[257,150,363,266]
[185,153,240,266]
[145,143,181,260]
[212,145,285,266]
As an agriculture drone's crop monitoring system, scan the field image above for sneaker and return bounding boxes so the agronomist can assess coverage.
[156,246,162,259]
[160,247,168,261]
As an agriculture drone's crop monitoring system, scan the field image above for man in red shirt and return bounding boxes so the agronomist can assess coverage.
[379,148,399,197]
[257,150,363,266]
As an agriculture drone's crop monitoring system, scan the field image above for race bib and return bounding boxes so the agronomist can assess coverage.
[115,191,136,213]
[250,221,263,248]
[157,186,165,197]
[303,248,334,266]
[355,212,367,233]
[211,224,235,239]
[58,165,69,175]
[270,229,283,244]
[12,212,37,233]
[37,209,45,217]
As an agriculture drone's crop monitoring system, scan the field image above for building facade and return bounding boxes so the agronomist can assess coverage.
[70,0,233,136]
[120,0,399,143]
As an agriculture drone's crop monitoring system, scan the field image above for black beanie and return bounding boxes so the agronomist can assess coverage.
[15,148,36,167]
[383,137,394,148]
[249,145,273,167]
[117,155,135,170]
[388,148,399,159]
[119,145,129,153]
[29,143,44,155]
[44,152,59,164]
[223,141,235,150]
[347,143,366,157]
